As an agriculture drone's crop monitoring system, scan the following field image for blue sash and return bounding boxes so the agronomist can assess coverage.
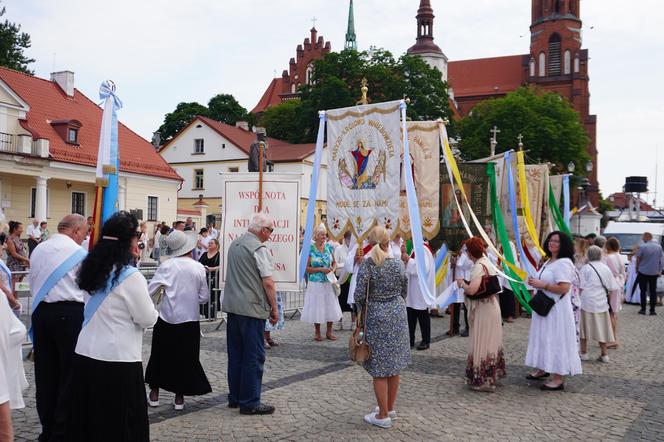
[82,266,139,327]
[28,248,87,341]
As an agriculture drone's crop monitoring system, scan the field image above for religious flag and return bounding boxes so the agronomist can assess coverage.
[397,121,440,240]
[90,81,123,248]
[325,100,402,242]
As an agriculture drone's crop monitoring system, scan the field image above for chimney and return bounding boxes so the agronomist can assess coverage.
[51,71,75,97]
[235,121,249,131]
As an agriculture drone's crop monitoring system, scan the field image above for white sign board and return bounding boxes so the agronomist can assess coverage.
[221,173,301,291]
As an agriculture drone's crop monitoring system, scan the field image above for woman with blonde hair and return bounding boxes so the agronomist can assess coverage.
[354,226,410,429]
[301,225,342,341]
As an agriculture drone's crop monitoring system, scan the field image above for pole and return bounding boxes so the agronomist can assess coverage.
[258,141,264,212]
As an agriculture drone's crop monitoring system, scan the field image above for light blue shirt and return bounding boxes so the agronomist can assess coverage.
[636,240,664,276]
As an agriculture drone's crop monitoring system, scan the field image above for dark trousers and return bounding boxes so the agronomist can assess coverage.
[407,307,431,345]
[451,302,468,333]
[28,238,39,256]
[498,288,516,319]
[32,301,84,442]
[226,313,266,410]
[638,272,658,312]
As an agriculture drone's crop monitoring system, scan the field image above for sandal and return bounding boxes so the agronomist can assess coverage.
[314,335,323,341]
[326,333,337,341]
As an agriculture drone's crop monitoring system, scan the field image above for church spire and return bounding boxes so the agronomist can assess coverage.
[345,0,357,50]
[407,0,448,80]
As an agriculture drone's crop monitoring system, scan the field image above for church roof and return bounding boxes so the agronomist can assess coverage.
[251,77,285,114]
[170,116,316,163]
[448,54,527,97]
[0,66,180,181]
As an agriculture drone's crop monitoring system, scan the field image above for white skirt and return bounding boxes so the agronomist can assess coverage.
[525,293,582,376]
[301,281,343,324]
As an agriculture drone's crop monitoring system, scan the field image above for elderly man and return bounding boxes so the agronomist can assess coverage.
[29,214,88,441]
[27,219,42,256]
[636,232,663,315]
[222,213,278,415]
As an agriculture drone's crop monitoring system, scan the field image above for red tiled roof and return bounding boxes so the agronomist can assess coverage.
[251,78,285,114]
[608,193,654,211]
[448,54,526,98]
[171,116,316,163]
[0,67,180,181]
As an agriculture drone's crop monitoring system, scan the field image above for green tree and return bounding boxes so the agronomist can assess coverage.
[207,93,249,126]
[260,100,304,143]
[157,102,208,141]
[0,4,35,74]
[262,48,454,143]
[458,87,590,168]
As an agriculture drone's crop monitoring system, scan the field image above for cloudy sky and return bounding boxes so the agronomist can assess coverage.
[7,1,664,202]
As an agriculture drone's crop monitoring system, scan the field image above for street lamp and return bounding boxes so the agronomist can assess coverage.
[567,161,575,173]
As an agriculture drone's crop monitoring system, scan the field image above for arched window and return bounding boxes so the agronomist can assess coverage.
[574,53,580,73]
[538,52,546,77]
[554,0,562,13]
[291,83,296,94]
[564,50,571,74]
[529,57,536,77]
[548,33,562,76]
[305,62,315,85]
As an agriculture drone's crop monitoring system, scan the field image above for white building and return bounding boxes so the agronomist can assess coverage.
[159,116,328,227]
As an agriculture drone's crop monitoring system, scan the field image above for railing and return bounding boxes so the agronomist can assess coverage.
[0,132,16,153]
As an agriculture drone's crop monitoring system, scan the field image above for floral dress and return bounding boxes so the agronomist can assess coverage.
[6,235,26,273]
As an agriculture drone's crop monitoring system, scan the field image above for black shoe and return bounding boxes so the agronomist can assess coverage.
[460,329,469,337]
[540,383,564,391]
[526,372,550,380]
[228,402,239,409]
[416,341,430,350]
[638,309,646,315]
[239,403,275,415]
[650,310,657,316]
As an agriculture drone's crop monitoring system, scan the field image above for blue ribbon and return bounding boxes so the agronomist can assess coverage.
[298,112,327,281]
[99,81,122,224]
[505,151,536,276]
[400,102,435,305]
[83,266,139,327]
[99,80,123,110]
[28,248,87,341]
[563,174,571,228]
[434,242,448,273]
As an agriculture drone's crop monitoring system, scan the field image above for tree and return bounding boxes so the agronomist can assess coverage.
[207,94,249,126]
[157,102,208,142]
[260,100,304,143]
[458,87,590,169]
[260,48,454,143]
[0,4,35,74]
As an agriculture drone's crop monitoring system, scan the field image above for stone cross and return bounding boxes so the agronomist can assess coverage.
[490,126,500,156]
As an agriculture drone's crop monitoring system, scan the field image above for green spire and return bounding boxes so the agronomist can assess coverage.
[345,0,357,50]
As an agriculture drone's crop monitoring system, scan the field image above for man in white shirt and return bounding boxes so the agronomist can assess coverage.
[402,241,435,350]
[207,223,219,240]
[29,214,88,442]
[449,248,472,337]
[334,232,353,329]
[27,219,41,256]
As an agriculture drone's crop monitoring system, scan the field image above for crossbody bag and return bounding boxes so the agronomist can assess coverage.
[587,263,613,313]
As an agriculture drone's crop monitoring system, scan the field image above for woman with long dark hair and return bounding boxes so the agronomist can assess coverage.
[67,212,158,441]
[525,231,582,391]
[6,221,29,277]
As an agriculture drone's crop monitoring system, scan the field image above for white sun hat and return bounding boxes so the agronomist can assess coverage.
[163,230,198,257]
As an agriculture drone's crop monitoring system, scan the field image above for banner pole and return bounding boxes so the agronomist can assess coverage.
[258,141,265,212]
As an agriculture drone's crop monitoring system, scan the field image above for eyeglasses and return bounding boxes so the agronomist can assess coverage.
[263,226,274,233]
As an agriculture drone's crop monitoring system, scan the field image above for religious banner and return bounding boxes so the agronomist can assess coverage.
[397,121,440,240]
[435,163,488,252]
[526,163,549,240]
[221,173,301,291]
[325,100,402,241]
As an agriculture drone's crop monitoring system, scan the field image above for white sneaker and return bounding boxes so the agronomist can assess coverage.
[374,406,397,420]
[173,399,185,411]
[579,353,591,361]
[147,392,159,407]
[364,412,392,429]
[598,355,610,363]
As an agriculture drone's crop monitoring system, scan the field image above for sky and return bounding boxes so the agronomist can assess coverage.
[7,1,664,204]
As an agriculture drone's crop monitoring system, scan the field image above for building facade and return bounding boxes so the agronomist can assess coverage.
[0,67,181,230]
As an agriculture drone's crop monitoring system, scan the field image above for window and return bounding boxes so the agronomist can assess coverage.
[306,63,315,85]
[71,192,85,215]
[564,50,571,74]
[538,52,546,77]
[194,169,204,190]
[68,128,78,143]
[29,188,49,218]
[147,196,158,221]
[548,33,562,76]
[529,58,536,77]
[193,138,204,153]
[229,167,239,173]
[574,53,580,73]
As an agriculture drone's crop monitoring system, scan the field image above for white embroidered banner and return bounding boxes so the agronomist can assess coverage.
[397,121,440,239]
[326,101,402,242]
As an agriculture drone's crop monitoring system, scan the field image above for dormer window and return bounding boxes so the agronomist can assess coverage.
[50,119,82,146]
[68,128,78,143]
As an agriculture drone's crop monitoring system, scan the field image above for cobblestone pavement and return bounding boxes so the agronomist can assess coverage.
[12,303,664,441]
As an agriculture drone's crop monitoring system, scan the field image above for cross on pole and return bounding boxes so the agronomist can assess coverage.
[489,125,500,156]
[311,16,317,28]
[517,133,524,150]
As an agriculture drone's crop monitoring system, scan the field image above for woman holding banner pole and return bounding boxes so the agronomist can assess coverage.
[69,212,158,441]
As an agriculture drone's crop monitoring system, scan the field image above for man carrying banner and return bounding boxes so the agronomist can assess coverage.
[402,240,435,350]
[29,214,88,442]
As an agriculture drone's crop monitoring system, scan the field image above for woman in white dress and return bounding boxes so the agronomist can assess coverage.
[603,237,625,348]
[624,245,641,304]
[301,226,342,341]
[525,231,582,391]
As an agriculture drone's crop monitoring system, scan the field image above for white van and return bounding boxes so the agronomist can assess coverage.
[603,221,664,256]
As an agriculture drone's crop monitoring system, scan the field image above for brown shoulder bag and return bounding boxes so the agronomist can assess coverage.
[349,274,371,364]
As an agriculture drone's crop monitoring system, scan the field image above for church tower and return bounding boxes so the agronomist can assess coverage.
[529,0,598,203]
[406,0,448,80]
[345,0,357,50]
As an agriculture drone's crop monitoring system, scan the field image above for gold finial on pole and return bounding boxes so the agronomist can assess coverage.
[442,118,450,126]
[517,133,524,151]
[357,77,369,105]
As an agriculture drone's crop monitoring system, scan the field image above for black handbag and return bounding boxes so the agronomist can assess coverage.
[466,263,502,300]
[528,262,565,316]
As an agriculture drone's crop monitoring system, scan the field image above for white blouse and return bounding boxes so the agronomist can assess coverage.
[579,261,618,313]
[147,256,209,324]
[75,271,158,362]
[0,293,28,409]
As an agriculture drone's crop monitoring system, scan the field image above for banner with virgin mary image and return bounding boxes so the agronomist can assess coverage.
[325,100,402,242]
